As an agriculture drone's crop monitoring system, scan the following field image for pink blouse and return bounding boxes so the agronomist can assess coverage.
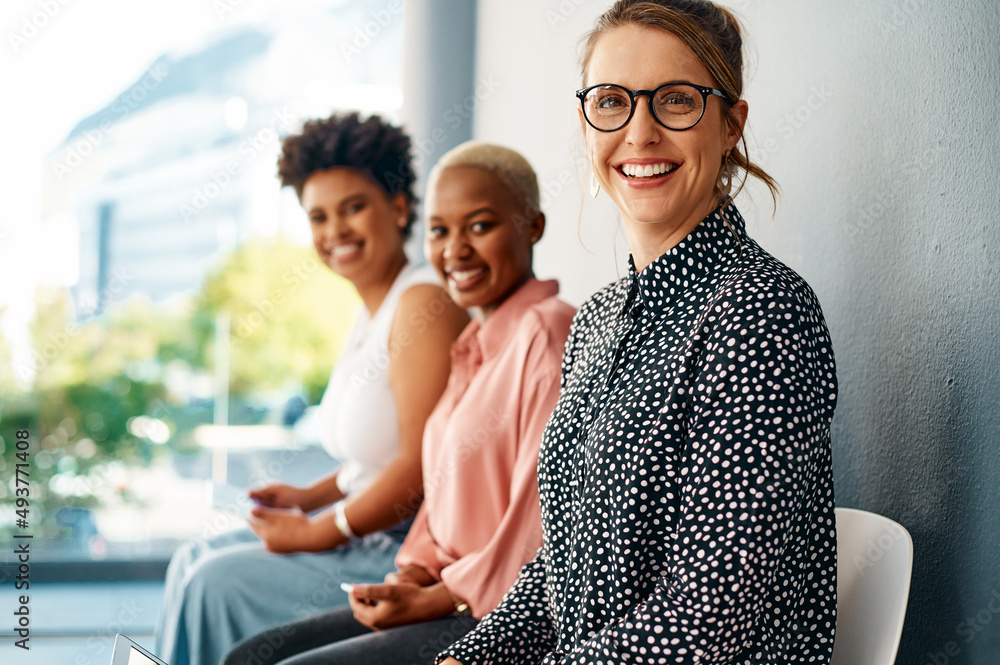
[394,278,574,618]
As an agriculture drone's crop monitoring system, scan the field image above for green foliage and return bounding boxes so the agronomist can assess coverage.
[0,237,357,553]
[1,383,175,547]
[2,289,180,549]
[0,308,17,400]
[192,236,358,401]
[28,289,193,391]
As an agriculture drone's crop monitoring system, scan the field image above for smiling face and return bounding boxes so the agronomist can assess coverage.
[301,167,408,289]
[424,165,542,320]
[582,24,747,268]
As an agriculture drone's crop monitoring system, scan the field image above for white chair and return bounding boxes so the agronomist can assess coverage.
[831,507,914,665]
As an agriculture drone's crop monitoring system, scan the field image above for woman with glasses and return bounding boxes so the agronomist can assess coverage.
[441,1,838,664]
[221,142,575,665]
[156,113,470,665]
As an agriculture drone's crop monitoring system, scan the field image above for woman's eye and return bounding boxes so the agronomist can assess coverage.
[657,91,696,113]
[596,94,627,109]
[427,226,446,239]
[309,215,325,224]
[345,202,365,214]
[470,221,495,233]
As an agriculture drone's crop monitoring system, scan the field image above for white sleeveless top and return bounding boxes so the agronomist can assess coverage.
[318,262,440,496]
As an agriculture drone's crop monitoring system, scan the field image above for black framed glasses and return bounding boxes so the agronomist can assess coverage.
[576,81,733,132]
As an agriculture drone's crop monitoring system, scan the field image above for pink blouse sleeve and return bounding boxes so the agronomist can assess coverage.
[438,367,561,617]
[393,504,441,579]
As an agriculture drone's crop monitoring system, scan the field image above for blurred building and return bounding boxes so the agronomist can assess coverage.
[40,2,405,315]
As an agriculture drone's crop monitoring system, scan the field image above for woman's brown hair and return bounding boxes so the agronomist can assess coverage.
[581,0,779,208]
[278,112,419,238]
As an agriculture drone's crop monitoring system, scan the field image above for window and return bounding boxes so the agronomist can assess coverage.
[0,0,405,573]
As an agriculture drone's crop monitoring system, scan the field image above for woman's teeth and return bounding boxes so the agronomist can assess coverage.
[620,162,678,178]
[450,268,484,282]
[332,242,362,257]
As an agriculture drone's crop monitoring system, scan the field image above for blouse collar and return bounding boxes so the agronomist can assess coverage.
[454,277,560,364]
[622,203,747,318]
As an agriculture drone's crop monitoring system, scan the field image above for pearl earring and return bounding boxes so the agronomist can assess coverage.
[590,171,601,198]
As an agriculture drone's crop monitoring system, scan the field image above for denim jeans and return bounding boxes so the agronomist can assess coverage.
[156,524,409,665]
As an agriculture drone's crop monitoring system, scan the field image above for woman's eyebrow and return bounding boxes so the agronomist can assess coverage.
[428,206,498,223]
[334,193,367,211]
[463,206,497,219]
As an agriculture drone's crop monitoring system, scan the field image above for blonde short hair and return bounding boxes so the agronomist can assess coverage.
[428,141,541,214]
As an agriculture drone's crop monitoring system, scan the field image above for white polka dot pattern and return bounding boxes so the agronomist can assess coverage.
[440,205,838,665]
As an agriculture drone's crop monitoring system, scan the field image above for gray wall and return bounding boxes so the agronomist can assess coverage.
[401,0,477,190]
[399,0,477,260]
[474,1,1000,663]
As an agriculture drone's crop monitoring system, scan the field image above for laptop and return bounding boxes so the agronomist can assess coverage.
[112,634,169,665]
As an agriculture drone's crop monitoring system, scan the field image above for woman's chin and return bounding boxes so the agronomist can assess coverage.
[328,259,371,287]
[621,196,716,231]
[622,207,679,228]
[448,291,486,312]
[449,287,506,317]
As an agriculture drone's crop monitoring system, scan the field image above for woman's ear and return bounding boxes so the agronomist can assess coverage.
[391,192,409,227]
[529,212,546,245]
[727,99,749,151]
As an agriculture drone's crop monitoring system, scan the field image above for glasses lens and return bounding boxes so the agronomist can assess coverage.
[652,84,705,130]
[583,85,632,131]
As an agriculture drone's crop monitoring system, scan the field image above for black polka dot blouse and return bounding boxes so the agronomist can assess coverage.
[440,205,838,664]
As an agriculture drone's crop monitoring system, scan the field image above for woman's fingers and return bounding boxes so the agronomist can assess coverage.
[249,483,304,509]
[249,505,277,520]
[351,583,399,602]
[248,487,280,507]
[249,505,303,523]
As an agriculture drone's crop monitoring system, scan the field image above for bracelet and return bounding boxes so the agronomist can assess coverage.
[332,500,359,541]
[451,593,472,616]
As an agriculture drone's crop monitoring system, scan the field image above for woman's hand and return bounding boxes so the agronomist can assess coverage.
[348,582,456,630]
[249,483,310,510]
[248,506,342,553]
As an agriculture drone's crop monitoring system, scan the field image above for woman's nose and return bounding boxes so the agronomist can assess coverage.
[325,215,348,240]
[625,96,661,146]
[443,233,471,260]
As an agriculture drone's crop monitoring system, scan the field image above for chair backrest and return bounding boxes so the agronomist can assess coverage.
[831,507,913,665]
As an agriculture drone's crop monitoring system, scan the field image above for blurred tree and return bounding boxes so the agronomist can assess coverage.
[192,235,358,403]
[1,288,178,550]
[0,238,357,554]
[0,308,18,401]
